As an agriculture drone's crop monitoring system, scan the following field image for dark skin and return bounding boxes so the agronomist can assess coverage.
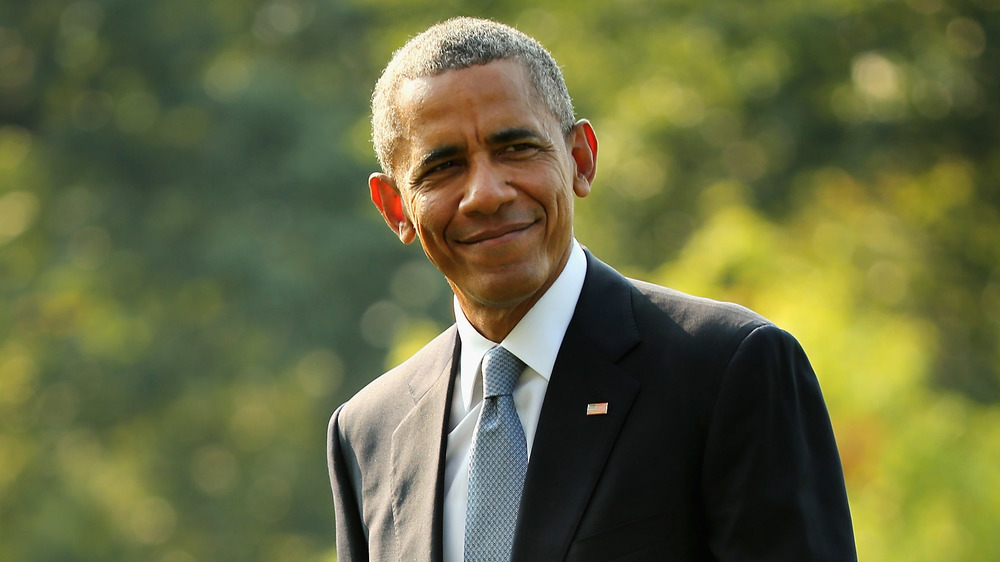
[369,60,598,342]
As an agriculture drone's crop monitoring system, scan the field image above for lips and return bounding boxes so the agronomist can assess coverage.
[456,220,537,245]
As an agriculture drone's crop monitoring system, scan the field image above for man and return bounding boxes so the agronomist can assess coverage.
[329,17,856,561]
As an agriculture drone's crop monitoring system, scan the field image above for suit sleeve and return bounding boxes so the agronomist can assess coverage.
[702,324,857,561]
[328,404,370,561]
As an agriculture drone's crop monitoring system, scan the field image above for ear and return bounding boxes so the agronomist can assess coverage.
[369,173,416,244]
[569,119,598,198]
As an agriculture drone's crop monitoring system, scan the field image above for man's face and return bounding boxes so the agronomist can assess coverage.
[371,60,596,319]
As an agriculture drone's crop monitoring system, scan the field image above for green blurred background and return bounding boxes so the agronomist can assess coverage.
[2,0,998,560]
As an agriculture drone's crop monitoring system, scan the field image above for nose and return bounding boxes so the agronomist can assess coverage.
[458,158,516,215]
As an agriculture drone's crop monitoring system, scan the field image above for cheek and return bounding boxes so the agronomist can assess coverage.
[408,194,449,239]
[545,176,577,216]
[403,191,429,225]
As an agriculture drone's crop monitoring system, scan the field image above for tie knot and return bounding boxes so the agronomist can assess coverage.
[481,346,525,398]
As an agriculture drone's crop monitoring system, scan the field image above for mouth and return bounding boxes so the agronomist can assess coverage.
[457,220,538,245]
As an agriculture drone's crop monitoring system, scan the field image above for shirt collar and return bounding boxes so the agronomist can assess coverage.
[454,240,588,410]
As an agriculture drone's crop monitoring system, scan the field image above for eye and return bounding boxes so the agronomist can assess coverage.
[413,159,461,187]
[503,143,534,153]
[428,160,456,173]
[501,143,541,159]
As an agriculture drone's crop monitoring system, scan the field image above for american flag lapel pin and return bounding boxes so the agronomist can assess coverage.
[586,402,609,416]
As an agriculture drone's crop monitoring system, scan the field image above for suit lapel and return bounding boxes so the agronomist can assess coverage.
[390,327,459,562]
[512,253,642,560]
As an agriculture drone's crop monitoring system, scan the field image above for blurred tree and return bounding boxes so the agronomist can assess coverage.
[1,0,444,560]
[1,0,998,560]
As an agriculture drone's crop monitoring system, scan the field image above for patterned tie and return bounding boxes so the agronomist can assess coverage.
[465,345,528,561]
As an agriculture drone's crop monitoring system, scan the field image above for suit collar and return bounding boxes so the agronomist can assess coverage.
[454,240,588,411]
[390,327,459,562]
[513,251,642,560]
[566,250,640,362]
[386,252,642,562]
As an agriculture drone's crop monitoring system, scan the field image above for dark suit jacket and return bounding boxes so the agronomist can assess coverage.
[328,252,856,561]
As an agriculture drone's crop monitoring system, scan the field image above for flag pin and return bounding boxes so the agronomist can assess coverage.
[586,402,609,416]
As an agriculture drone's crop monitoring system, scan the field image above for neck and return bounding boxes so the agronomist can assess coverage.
[455,244,573,342]
[457,292,540,343]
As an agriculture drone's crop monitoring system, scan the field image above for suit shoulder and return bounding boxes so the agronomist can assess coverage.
[628,278,771,339]
[335,325,457,438]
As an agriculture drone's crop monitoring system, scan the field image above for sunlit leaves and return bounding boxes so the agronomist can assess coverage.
[2,0,998,560]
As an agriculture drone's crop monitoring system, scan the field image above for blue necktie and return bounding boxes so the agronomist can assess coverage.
[465,346,527,561]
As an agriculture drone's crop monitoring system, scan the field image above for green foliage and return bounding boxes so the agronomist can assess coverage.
[2,0,998,560]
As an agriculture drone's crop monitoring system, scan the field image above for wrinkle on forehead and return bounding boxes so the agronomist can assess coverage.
[393,61,555,176]
[398,61,537,123]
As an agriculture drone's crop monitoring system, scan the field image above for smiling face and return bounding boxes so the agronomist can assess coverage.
[369,59,597,339]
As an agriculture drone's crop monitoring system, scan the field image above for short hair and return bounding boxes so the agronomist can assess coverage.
[371,17,575,178]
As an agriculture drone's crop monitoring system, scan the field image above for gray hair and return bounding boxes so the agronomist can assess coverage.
[371,17,575,178]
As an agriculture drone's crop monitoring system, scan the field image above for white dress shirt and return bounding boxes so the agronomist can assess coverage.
[442,240,587,562]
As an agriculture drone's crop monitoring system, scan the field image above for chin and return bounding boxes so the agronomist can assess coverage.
[472,272,548,309]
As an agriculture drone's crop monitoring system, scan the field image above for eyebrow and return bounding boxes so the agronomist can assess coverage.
[416,145,462,172]
[487,127,544,145]
[413,127,546,174]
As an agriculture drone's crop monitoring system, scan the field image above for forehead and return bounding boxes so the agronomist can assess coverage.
[392,61,559,163]
[400,58,536,106]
